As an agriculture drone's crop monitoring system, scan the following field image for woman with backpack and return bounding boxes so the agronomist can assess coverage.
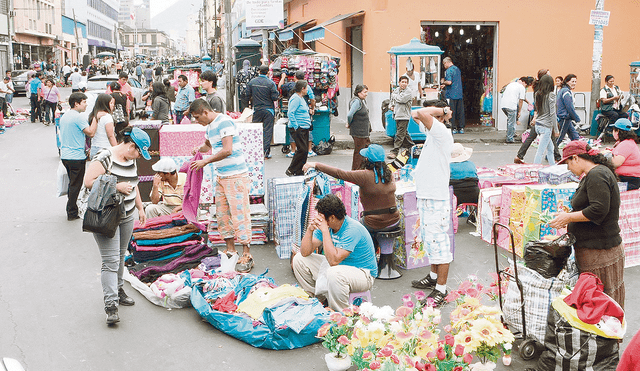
[533,75,558,164]
[109,82,129,140]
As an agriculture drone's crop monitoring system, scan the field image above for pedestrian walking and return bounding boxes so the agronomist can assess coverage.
[144,65,154,87]
[388,75,414,159]
[279,70,316,158]
[500,76,532,143]
[174,74,195,124]
[108,82,129,140]
[285,80,312,176]
[533,75,558,165]
[89,93,117,159]
[441,57,465,134]
[41,78,62,126]
[246,65,279,159]
[69,68,82,93]
[556,74,581,145]
[84,126,151,324]
[29,72,43,123]
[347,84,371,169]
[150,82,171,123]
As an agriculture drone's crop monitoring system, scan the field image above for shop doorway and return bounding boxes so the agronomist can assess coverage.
[421,22,497,126]
[349,26,363,88]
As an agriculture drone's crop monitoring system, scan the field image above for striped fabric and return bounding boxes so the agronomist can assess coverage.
[94,149,139,217]
[205,114,249,178]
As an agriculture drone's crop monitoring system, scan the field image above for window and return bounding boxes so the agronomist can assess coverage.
[86,0,118,21]
[125,35,129,45]
[37,0,40,20]
[0,0,8,15]
[87,20,112,42]
[142,34,146,43]
[151,35,156,44]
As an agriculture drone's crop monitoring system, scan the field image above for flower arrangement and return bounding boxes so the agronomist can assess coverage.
[317,274,514,371]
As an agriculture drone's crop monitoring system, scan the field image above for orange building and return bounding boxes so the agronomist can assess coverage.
[282,0,640,131]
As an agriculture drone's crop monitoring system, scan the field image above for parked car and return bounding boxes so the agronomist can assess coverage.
[11,70,29,96]
[86,74,145,117]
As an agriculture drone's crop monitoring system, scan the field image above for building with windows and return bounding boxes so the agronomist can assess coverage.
[64,0,119,55]
[121,26,175,58]
[118,0,150,29]
[0,0,9,72]
[12,0,62,69]
[60,15,87,66]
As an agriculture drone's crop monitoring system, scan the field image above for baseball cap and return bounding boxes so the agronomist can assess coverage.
[152,158,177,173]
[557,140,597,165]
[359,144,386,163]
[610,118,632,132]
[129,127,151,160]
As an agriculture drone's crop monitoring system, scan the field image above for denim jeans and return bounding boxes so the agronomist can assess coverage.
[533,125,555,165]
[94,215,134,307]
[556,118,580,145]
[502,108,517,141]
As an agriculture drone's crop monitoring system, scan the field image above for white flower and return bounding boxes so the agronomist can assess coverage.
[414,313,423,321]
[368,320,386,333]
[503,343,512,351]
[433,315,441,324]
[376,305,395,322]
[468,274,478,282]
[359,302,376,318]
[390,321,403,333]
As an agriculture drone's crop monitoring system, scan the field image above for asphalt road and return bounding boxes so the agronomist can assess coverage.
[1,90,638,370]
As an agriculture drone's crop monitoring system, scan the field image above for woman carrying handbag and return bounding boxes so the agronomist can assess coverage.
[83,127,151,325]
[41,78,62,126]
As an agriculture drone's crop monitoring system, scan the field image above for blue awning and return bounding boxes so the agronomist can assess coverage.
[302,11,364,42]
[387,38,443,56]
[275,19,316,41]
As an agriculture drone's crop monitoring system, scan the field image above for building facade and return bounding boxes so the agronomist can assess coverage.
[60,15,87,66]
[12,0,62,69]
[118,0,150,29]
[121,26,175,58]
[64,0,119,55]
[283,0,640,131]
[0,0,9,72]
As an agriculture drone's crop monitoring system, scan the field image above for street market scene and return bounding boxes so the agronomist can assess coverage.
[2,0,640,371]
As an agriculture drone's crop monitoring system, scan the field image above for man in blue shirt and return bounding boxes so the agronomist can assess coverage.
[247,65,279,158]
[174,74,196,124]
[59,92,98,220]
[293,194,377,311]
[440,57,465,134]
[29,72,43,123]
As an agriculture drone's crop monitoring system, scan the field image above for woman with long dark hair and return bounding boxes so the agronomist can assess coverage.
[151,81,171,123]
[285,80,312,176]
[550,141,624,309]
[533,75,557,164]
[89,93,116,159]
[347,84,371,170]
[556,74,581,145]
[609,118,640,190]
[109,82,129,141]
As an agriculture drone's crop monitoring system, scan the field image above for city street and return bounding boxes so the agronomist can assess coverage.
[1,91,639,371]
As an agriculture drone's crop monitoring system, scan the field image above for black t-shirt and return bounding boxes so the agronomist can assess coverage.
[568,165,622,250]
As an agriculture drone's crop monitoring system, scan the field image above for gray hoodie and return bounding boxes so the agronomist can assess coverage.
[391,87,413,120]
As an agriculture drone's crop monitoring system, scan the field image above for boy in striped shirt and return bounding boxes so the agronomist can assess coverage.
[190,99,254,273]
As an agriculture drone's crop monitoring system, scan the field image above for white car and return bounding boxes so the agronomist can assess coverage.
[86,74,146,117]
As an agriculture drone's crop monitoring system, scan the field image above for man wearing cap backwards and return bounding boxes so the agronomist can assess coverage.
[83,126,151,325]
[145,158,186,218]
[59,92,97,221]
[410,100,454,307]
[189,99,254,273]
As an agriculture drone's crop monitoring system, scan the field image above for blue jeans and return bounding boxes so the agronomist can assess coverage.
[502,108,517,142]
[556,118,580,145]
[94,215,134,307]
[533,125,555,165]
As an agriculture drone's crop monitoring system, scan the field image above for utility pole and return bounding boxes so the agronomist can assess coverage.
[213,0,217,61]
[224,0,234,110]
[589,0,605,124]
[261,29,268,65]
[203,0,209,56]
[72,9,80,65]
[8,0,14,70]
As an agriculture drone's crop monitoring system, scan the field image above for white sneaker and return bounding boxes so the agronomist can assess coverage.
[308,150,317,157]
[285,152,294,158]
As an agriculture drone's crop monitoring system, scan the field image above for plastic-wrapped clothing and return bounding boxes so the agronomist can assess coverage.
[267,298,329,333]
[212,291,238,313]
[237,285,310,319]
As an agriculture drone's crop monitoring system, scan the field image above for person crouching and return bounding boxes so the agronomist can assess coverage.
[145,158,185,218]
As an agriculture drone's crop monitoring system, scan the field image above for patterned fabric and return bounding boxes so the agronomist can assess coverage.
[417,198,452,265]
[205,114,249,178]
[215,173,252,244]
[269,177,304,258]
[293,184,311,247]
[619,189,640,267]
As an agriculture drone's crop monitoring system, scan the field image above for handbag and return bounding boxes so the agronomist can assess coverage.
[82,155,125,238]
[112,93,127,123]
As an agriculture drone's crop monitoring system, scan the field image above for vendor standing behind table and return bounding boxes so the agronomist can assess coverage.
[304,144,400,245]
[174,74,196,125]
[599,75,628,124]
[200,70,226,113]
[449,143,479,206]
[285,80,312,177]
[347,84,371,170]
[549,141,624,309]
[607,118,640,190]
[145,158,185,218]
[150,82,171,123]
[388,75,415,160]
[403,58,422,106]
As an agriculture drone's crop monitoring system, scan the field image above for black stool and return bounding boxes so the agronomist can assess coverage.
[376,228,403,280]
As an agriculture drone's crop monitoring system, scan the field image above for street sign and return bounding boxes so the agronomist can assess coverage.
[589,10,610,26]
[246,0,283,29]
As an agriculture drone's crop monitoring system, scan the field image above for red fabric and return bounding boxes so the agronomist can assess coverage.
[134,212,185,230]
[563,272,624,325]
[211,291,238,313]
[617,328,640,371]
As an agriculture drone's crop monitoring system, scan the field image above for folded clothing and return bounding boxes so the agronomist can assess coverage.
[133,224,201,241]
[135,212,187,231]
[131,243,216,283]
[135,232,201,247]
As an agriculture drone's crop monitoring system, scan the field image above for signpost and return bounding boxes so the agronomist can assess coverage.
[246,0,283,65]
[589,1,607,126]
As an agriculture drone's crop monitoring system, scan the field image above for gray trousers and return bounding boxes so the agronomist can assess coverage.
[93,215,134,307]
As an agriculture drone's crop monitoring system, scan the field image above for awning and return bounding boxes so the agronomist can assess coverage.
[275,19,316,41]
[302,11,364,42]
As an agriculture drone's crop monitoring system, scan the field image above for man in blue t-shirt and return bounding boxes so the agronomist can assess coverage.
[29,72,43,123]
[440,57,465,133]
[293,194,377,311]
[59,92,97,220]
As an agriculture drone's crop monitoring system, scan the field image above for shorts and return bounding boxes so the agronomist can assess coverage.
[417,198,452,265]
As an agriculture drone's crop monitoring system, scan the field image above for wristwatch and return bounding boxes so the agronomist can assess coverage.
[443,107,449,115]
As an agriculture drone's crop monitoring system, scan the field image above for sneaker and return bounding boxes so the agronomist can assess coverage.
[285,169,294,177]
[514,157,525,164]
[236,253,254,273]
[67,215,80,221]
[458,128,464,134]
[452,129,458,134]
[386,152,397,160]
[118,288,135,306]
[411,275,437,290]
[285,152,294,158]
[421,289,448,307]
[105,304,119,325]
[308,150,317,157]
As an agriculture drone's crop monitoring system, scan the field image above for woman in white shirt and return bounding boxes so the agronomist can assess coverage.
[89,93,117,159]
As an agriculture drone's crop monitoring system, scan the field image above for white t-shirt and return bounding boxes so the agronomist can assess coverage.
[0,81,8,98]
[62,65,72,75]
[403,71,422,99]
[91,113,114,149]
[500,81,526,110]
[414,116,453,200]
[600,86,622,110]
[69,72,82,89]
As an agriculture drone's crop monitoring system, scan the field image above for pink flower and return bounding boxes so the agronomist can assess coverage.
[415,361,426,371]
[406,300,415,309]
[426,351,435,360]
[460,281,472,290]
[369,361,381,370]
[402,294,412,303]
[425,364,436,371]
[363,351,373,359]
[390,354,400,364]
[444,325,453,333]
[317,323,331,337]
[396,331,414,341]
[396,306,413,318]
[336,316,348,326]
[329,312,343,322]
[453,367,464,371]
[454,344,465,356]
[436,347,446,360]
[445,334,455,347]
[378,347,393,357]
[466,288,479,297]
[342,307,355,316]
[337,335,350,345]
[419,330,433,340]
[445,291,460,302]
[414,290,426,301]
[463,353,473,364]
[403,356,414,367]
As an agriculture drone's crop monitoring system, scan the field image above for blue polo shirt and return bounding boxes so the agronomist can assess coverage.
[444,65,463,100]
[175,84,196,111]
[313,216,378,277]
[59,109,89,160]
[30,78,42,95]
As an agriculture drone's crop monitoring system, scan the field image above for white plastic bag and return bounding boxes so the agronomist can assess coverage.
[124,269,192,309]
[314,258,330,296]
[273,120,288,144]
[56,161,69,197]
[216,252,239,273]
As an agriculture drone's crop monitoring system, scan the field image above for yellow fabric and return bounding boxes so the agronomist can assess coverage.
[236,285,310,319]
[551,290,626,339]
[159,173,186,206]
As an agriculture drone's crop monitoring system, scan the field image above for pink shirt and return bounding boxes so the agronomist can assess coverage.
[106,82,133,112]
[612,139,640,177]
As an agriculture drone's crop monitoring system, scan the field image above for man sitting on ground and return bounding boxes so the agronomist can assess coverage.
[145,158,185,218]
[293,194,377,311]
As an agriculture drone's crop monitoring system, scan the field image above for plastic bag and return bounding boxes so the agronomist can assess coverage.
[124,269,192,309]
[523,233,575,279]
[56,161,69,197]
[216,253,239,273]
[314,259,330,296]
[313,135,335,155]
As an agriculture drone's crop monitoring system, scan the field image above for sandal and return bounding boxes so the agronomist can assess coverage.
[236,253,254,273]
[221,250,238,258]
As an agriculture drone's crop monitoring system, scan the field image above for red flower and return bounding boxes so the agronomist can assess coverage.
[463,353,474,364]
[337,335,350,345]
[425,364,436,371]
[378,347,393,357]
[454,344,465,356]
[453,367,464,371]
[426,351,435,360]
[436,347,446,360]
[363,351,373,359]
[415,361,426,371]
[445,334,455,347]
[369,361,381,370]
[390,354,400,364]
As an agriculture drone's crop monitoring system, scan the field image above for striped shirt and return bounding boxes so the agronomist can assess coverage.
[205,114,248,178]
[94,149,139,217]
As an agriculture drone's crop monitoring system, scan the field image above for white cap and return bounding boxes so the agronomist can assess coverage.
[151,158,178,173]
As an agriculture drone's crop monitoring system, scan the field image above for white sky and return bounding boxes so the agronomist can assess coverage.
[150,0,181,18]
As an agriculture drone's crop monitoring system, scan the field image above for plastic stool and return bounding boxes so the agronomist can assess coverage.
[348,290,372,306]
[376,227,403,280]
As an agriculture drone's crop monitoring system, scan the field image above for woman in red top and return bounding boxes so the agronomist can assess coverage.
[609,118,640,190]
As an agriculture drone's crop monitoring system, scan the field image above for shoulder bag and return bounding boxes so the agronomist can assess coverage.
[112,93,127,123]
[82,152,125,238]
